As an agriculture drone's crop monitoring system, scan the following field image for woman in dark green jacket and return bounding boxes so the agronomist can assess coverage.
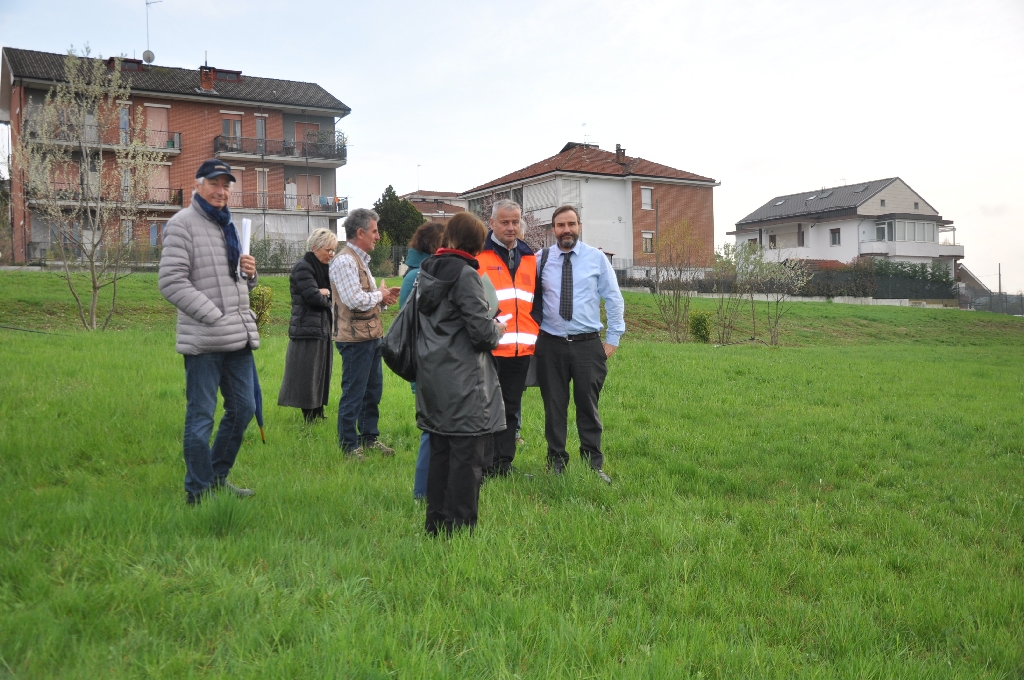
[399,222,443,499]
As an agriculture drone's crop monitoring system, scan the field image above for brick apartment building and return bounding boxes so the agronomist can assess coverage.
[460,143,718,273]
[0,47,351,262]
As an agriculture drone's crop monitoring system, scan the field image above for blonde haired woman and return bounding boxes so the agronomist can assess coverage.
[278,228,337,422]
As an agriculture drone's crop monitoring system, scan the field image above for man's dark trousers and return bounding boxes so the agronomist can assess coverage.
[426,434,487,535]
[485,355,531,473]
[335,338,383,451]
[182,347,256,496]
[535,332,608,470]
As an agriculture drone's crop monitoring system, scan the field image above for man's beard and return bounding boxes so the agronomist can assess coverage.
[558,232,578,249]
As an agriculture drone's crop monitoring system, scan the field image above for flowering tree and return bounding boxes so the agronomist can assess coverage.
[12,48,163,329]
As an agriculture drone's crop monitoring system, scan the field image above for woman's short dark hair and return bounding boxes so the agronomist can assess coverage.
[442,212,487,255]
[408,221,444,254]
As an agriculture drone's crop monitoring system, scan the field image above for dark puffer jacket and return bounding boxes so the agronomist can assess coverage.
[288,255,332,340]
[415,252,505,436]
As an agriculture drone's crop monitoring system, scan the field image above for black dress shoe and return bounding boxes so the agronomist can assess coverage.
[548,462,566,475]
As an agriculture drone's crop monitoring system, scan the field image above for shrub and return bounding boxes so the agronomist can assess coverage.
[249,284,273,334]
[370,232,393,277]
[690,310,712,343]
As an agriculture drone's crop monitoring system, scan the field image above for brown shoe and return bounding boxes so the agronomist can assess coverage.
[365,440,395,457]
[344,446,365,461]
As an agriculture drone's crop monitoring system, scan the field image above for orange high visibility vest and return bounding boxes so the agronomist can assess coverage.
[478,243,539,358]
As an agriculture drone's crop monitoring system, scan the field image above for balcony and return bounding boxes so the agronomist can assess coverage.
[24,124,182,153]
[226,191,348,215]
[213,135,348,168]
[859,240,964,259]
[27,182,184,209]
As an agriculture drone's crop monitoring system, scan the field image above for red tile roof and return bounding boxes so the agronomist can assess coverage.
[411,201,463,214]
[463,144,716,194]
[400,190,461,199]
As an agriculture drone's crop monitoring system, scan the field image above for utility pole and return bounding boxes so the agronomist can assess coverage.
[654,199,660,294]
[998,263,1002,295]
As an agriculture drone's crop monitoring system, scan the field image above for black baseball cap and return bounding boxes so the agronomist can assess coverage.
[195,159,237,182]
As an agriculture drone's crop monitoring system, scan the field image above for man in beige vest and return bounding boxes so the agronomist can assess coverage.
[329,208,400,458]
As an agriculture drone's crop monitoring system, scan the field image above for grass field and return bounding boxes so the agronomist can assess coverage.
[1,271,1023,678]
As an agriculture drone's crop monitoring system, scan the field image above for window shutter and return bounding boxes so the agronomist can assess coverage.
[524,180,556,211]
[562,179,580,206]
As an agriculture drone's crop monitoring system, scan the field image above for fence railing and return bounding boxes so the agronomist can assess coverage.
[225,192,348,213]
[960,291,1024,315]
[213,135,348,162]
[26,123,182,150]
[28,183,184,207]
[611,267,960,299]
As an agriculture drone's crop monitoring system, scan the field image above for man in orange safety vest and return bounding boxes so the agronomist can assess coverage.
[477,198,539,477]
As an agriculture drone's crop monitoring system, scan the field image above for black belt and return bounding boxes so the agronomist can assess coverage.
[540,330,600,343]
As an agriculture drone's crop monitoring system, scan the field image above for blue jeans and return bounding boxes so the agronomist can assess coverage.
[182,348,256,496]
[414,432,430,499]
[336,339,383,451]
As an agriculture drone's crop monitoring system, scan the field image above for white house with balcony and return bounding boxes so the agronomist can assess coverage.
[729,178,964,274]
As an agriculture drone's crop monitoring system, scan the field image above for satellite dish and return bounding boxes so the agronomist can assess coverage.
[143,50,155,64]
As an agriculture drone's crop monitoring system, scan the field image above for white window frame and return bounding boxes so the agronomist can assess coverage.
[641,231,654,254]
[640,186,653,211]
[830,228,841,246]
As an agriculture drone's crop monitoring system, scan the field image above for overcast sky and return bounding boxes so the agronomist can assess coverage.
[2,0,1022,291]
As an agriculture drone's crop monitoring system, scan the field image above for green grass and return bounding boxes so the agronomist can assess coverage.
[1,271,1023,678]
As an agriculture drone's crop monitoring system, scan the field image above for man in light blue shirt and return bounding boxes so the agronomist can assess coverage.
[533,205,625,483]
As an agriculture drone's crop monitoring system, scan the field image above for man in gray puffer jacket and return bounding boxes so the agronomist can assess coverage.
[159,160,260,505]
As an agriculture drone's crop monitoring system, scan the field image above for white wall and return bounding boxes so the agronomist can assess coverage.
[580,176,632,259]
[738,218,864,262]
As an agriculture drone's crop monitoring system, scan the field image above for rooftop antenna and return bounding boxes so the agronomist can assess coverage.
[417,164,423,191]
[145,0,162,56]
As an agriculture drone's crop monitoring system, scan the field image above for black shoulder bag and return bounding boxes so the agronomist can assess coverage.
[525,247,550,388]
[382,280,419,382]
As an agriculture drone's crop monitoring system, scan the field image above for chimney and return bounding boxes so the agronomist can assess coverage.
[615,144,626,163]
[199,66,216,91]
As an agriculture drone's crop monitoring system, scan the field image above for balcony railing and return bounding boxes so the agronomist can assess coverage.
[29,182,184,206]
[213,135,348,162]
[226,191,348,213]
[25,123,182,150]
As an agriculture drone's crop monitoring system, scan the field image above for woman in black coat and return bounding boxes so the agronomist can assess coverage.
[415,212,506,535]
[278,228,337,423]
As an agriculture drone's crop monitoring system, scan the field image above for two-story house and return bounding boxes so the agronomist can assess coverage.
[0,47,351,262]
[730,178,964,275]
[460,143,718,274]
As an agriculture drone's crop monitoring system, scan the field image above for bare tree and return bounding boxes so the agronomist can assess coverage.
[711,243,743,344]
[735,241,768,343]
[12,48,163,329]
[652,221,700,342]
[520,209,548,251]
[0,175,11,265]
[761,258,811,346]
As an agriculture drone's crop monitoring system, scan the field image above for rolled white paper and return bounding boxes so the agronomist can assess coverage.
[240,218,252,257]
